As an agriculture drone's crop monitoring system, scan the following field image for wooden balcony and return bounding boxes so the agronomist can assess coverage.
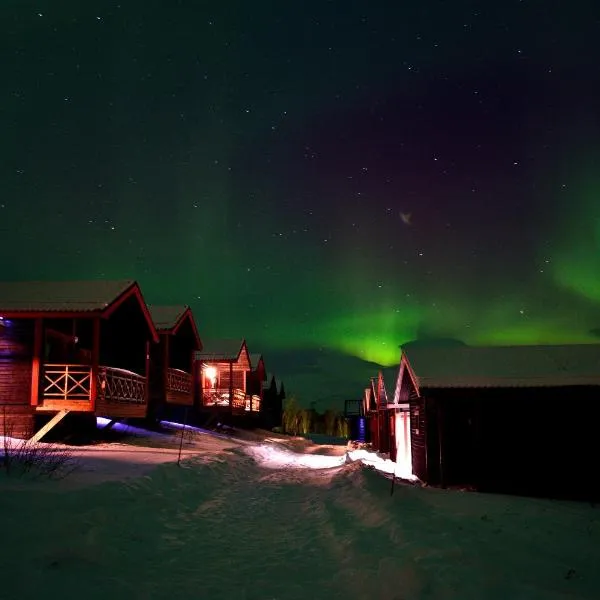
[40,364,93,411]
[200,388,261,414]
[202,387,246,412]
[39,363,147,418]
[166,367,193,406]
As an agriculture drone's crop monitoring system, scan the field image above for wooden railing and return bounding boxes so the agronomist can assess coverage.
[43,364,91,402]
[245,395,261,412]
[232,388,246,411]
[166,368,192,394]
[202,387,246,409]
[43,364,146,406]
[98,366,145,405]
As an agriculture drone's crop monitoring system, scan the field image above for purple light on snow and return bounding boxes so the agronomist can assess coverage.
[159,420,232,439]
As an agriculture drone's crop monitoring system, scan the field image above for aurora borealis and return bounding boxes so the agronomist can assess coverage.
[2,2,600,388]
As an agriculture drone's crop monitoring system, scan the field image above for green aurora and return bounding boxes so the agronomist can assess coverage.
[2,1,600,378]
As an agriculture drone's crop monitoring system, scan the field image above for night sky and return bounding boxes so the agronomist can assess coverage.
[2,2,600,401]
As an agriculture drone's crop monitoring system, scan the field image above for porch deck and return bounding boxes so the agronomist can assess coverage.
[38,363,147,418]
[202,388,261,413]
[166,367,193,406]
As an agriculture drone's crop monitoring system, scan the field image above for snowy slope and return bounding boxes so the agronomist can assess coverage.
[1,428,599,600]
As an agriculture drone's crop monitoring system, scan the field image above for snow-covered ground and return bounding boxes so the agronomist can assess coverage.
[1,425,599,599]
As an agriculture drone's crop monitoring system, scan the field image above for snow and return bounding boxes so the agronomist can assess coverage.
[348,447,418,482]
[1,426,600,599]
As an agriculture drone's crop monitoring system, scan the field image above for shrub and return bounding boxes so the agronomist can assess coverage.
[335,414,350,439]
[298,409,312,435]
[1,409,78,480]
[324,409,337,437]
[282,397,301,435]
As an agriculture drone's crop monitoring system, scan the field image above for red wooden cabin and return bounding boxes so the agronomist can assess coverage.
[364,372,389,451]
[248,353,267,394]
[247,353,266,414]
[362,369,411,466]
[148,305,202,421]
[194,339,260,416]
[0,280,158,438]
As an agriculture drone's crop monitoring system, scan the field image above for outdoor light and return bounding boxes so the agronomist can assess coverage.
[203,365,217,387]
[203,366,217,379]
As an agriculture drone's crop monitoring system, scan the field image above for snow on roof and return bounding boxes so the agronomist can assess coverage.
[149,305,188,331]
[402,343,600,389]
[195,338,244,361]
[0,279,136,313]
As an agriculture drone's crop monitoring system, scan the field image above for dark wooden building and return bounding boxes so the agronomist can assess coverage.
[0,280,159,439]
[247,353,267,406]
[194,339,260,418]
[147,305,202,422]
[398,343,600,501]
[261,372,284,429]
[359,368,414,475]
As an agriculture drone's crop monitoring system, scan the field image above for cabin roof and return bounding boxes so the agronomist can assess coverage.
[402,343,600,390]
[148,304,202,348]
[249,353,264,370]
[262,372,276,389]
[195,338,246,361]
[149,305,188,330]
[0,279,159,342]
[0,279,136,313]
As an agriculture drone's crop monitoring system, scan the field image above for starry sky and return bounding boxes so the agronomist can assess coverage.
[2,1,600,402]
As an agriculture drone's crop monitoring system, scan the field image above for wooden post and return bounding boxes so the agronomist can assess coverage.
[177,407,188,467]
[30,318,43,406]
[163,333,170,398]
[437,399,445,488]
[145,339,151,408]
[90,318,100,412]
[190,350,195,408]
[229,362,233,413]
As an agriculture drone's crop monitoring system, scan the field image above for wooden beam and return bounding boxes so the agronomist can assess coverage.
[229,362,233,412]
[101,283,160,343]
[145,339,151,407]
[90,318,100,412]
[29,409,70,444]
[1,311,99,319]
[189,348,195,407]
[163,333,170,399]
[30,318,43,406]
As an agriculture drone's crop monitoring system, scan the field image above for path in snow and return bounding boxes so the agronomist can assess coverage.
[1,438,600,600]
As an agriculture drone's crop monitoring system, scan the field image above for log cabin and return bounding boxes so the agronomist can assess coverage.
[0,280,159,439]
[398,343,600,501]
[194,339,260,418]
[147,305,202,422]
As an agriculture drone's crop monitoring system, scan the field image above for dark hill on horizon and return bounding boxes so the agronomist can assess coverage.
[257,338,467,412]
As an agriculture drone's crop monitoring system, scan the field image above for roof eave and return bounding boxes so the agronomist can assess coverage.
[102,282,160,344]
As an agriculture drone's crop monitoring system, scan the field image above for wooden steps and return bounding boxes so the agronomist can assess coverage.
[29,409,70,444]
